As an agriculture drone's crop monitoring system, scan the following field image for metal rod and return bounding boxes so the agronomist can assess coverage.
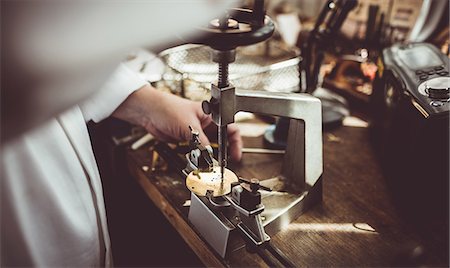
[218,125,227,179]
[242,148,285,154]
[217,56,229,180]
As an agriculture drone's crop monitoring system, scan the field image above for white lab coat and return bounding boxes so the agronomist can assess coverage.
[1,64,147,266]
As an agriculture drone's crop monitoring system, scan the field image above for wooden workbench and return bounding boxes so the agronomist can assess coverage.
[126,118,448,267]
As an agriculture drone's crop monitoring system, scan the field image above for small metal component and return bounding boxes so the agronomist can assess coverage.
[218,125,228,179]
[209,84,236,125]
[211,49,236,64]
[431,100,444,107]
[188,126,201,148]
[209,18,239,29]
[250,178,260,193]
[229,182,269,247]
[239,177,272,192]
[184,126,215,174]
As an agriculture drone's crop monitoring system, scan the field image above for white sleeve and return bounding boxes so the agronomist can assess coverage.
[80,63,148,123]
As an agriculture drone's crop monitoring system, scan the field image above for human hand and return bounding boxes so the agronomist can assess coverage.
[113,85,242,161]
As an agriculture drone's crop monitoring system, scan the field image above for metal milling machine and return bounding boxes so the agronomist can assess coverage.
[173,0,324,264]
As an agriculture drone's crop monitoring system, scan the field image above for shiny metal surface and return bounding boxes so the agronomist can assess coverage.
[188,193,235,258]
[241,148,285,154]
[218,125,227,179]
[236,90,323,187]
[188,177,322,257]
[260,176,322,236]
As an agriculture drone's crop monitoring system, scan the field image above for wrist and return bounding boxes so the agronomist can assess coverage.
[112,83,155,127]
[135,85,170,129]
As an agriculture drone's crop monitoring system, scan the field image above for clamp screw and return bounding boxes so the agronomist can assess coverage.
[250,178,260,193]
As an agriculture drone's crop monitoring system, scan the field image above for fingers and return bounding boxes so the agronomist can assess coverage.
[145,124,176,143]
[147,98,241,163]
[195,124,211,147]
[192,102,212,145]
[197,122,242,162]
[227,124,243,162]
[195,102,213,130]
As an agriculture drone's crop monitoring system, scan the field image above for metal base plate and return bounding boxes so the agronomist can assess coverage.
[260,176,322,235]
[188,176,323,257]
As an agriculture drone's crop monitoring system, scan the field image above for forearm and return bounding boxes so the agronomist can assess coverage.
[111,84,158,128]
[111,83,203,141]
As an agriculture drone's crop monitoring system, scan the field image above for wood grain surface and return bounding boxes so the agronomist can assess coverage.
[127,120,448,267]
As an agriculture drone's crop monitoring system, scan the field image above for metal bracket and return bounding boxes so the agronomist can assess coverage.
[210,84,236,126]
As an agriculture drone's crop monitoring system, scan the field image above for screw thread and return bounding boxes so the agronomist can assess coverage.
[218,62,229,88]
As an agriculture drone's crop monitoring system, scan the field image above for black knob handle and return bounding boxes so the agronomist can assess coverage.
[202,100,212,115]
[194,7,275,51]
[424,78,450,100]
[252,0,265,27]
[427,87,449,99]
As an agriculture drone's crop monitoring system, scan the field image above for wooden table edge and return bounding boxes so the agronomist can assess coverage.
[127,156,226,267]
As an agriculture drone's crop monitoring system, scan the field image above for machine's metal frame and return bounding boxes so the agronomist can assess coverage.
[189,86,324,257]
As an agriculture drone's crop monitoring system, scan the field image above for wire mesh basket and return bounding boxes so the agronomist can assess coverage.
[156,41,301,101]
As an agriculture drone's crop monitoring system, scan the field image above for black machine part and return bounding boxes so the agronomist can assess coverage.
[194,0,275,51]
[370,43,449,223]
[378,43,449,118]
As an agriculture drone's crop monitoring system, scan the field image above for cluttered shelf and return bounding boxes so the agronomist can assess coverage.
[126,116,448,267]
